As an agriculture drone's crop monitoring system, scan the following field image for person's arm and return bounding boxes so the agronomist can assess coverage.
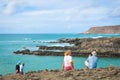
[62,62,64,71]
[86,57,89,63]
[70,61,74,70]
[69,56,74,70]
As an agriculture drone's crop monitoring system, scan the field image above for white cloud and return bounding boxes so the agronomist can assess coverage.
[1,0,61,15]
[1,0,93,15]
[109,0,120,17]
[3,1,16,15]
[20,10,60,16]
[0,0,119,33]
[78,7,110,20]
[11,6,110,25]
[111,7,120,17]
[24,0,61,6]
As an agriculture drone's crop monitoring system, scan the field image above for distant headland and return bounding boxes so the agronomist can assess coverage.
[84,25,120,34]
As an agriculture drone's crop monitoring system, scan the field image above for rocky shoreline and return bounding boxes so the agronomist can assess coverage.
[1,65,120,80]
[14,37,120,57]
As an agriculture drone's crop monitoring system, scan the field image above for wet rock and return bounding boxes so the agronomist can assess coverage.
[14,38,120,57]
[14,49,30,54]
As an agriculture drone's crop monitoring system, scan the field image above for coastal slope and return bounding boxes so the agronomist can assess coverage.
[1,66,120,80]
[85,25,120,34]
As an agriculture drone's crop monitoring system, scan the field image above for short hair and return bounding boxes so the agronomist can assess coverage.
[92,51,97,56]
[89,53,93,56]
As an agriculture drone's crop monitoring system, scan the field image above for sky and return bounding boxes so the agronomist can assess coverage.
[0,0,120,33]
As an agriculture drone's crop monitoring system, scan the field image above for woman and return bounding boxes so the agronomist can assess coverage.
[62,50,74,71]
[16,64,20,74]
[16,61,21,74]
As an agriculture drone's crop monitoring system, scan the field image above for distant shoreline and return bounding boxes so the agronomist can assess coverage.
[84,25,120,34]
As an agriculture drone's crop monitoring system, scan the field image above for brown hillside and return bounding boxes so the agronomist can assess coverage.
[85,25,120,34]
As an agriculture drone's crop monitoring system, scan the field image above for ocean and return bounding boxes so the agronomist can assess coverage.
[0,34,120,75]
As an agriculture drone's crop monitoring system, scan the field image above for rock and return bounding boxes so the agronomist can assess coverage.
[31,76,40,80]
[60,71,73,77]
[14,38,120,57]
[2,67,120,80]
[109,64,115,71]
[14,49,30,54]
[0,76,2,80]
[68,76,76,80]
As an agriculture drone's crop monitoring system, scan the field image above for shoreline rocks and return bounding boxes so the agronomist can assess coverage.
[2,66,120,80]
[14,37,120,57]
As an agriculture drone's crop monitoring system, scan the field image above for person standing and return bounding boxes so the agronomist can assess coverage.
[15,61,21,74]
[20,63,25,74]
[16,64,20,74]
[62,50,74,71]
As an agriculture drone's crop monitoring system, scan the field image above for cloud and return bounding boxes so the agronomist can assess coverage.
[20,10,60,16]
[1,0,93,15]
[31,6,110,21]
[2,1,17,15]
[78,7,110,20]
[1,0,61,15]
[0,0,120,33]
[111,7,120,17]
[2,5,110,27]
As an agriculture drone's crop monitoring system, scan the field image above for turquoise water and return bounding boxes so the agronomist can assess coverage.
[0,34,120,75]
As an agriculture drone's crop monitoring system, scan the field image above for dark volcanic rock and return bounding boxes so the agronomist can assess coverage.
[14,49,30,54]
[14,38,120,57]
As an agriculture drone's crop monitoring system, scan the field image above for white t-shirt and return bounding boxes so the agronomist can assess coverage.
[64,56,72,67]
[20,64,24,72]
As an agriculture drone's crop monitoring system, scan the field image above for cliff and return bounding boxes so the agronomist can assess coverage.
[85,25,120,34]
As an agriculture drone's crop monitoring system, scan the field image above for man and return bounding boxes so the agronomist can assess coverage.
[20,63,25,74]
[85,51,98,69]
